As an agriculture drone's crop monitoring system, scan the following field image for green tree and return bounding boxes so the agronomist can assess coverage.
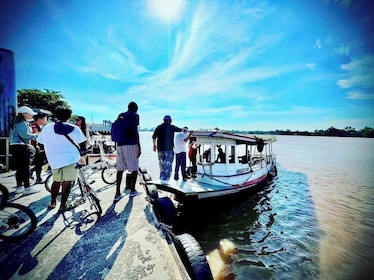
[17,89,70,113]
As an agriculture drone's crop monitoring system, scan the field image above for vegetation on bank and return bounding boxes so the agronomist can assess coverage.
[17,89,374,138]
[231,126,374,138]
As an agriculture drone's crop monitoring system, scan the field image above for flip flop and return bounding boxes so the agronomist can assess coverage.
[48,204,56,209]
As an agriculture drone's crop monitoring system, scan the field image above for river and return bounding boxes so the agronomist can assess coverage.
[138,132,374,280]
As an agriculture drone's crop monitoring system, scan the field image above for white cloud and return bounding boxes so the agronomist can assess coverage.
[316,38,322,49]
[345,91,374,100]
[306,63,317,70]
[337,54,374,89]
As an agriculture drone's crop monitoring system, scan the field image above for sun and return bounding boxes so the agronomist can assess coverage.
[146,0,186,23]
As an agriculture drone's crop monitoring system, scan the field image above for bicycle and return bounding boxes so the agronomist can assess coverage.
[44,140,117,193]
[0,184,37,241]
[65,163,103,217]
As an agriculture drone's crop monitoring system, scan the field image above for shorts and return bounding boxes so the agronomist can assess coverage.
[52,163,78,182]
[116,145,139,172]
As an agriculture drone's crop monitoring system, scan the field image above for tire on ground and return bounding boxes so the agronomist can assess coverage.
[142,173,152,182]
[173,233,213,280]
[145,184,159,199]
[152,197,177,226]
[138,167,147,174]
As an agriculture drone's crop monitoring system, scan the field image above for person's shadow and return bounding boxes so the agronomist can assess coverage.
[47,197,134,279]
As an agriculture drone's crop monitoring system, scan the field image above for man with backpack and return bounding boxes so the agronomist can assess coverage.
[111,102,141,200]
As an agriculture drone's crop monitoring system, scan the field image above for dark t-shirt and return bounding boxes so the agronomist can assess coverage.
[152,123,182,151]
[117,111,139,145]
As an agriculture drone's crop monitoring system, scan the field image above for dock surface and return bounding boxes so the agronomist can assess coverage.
[0,168,190,280]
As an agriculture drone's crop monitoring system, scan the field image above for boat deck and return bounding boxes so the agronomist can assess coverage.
[148,178,260,201]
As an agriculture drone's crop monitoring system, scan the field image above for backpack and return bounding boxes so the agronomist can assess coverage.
[111,114,128,143]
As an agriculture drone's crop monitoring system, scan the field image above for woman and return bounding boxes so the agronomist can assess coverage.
[75,116,92,164]
[9,106,39,195]
[74,116,92,150]
[30,112,48,184]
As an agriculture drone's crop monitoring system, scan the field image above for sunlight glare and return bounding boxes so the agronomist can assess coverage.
[146,0,185,23]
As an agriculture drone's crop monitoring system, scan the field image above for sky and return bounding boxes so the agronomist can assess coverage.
[1,0,373,131]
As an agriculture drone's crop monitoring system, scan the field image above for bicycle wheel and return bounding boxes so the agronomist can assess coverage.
[0,203,37,242]
[0,184,9,207]
[88,193,102,217]
[101,164,117,184]
[44,174,53,193]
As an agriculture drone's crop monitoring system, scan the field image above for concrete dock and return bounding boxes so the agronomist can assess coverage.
[0,168,191,280]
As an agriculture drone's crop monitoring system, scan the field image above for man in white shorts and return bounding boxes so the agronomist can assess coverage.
[114,102,141,200]
[37,106,86,212]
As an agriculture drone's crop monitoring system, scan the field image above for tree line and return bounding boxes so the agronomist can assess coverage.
[235,126,374,138]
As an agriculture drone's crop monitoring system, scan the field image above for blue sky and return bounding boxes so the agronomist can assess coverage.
[1,0,373,131]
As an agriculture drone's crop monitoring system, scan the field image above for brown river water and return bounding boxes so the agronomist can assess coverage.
[139,132,374,280]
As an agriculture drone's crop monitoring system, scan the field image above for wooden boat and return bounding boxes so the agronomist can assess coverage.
[143,129,277,204]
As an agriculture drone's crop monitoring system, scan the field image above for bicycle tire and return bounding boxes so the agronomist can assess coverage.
[0,202,37,242]
[88,193,102,217]
[44,174,53,193]
[0,184,10,207]
[45,174,65,195]
[101,164,117,184]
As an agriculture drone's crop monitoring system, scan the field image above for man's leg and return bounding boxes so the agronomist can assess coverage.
[116,170,124,196]
[50,181,60,208]
[60,180,72,210]
[174,153,180,180]
[181,152,187,180]
[130,171,138,192]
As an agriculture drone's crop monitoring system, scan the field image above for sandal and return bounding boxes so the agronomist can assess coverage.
[48,204,56,209]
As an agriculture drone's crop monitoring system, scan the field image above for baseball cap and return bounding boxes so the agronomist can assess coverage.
[18,106,37,115]
[163,115,171,121]
[33,112,48,120]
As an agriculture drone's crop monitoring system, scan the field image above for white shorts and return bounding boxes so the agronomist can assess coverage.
[116,145,139,172]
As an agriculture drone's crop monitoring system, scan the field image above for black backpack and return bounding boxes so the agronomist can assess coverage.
[111,114,128,143]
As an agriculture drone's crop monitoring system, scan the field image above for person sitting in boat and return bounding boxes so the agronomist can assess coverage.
[203,148,211,162]
[216,145,226,163]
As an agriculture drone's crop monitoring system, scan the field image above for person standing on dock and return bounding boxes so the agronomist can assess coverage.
[113,102,141,200]
[173,127,190,181]
[37,106,86,211]
[152,115,182,184]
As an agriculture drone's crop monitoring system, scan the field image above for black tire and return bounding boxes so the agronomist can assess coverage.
[44,173,53,193]
[0,202,37,242]
[173,233,213,280]
[145,184,159,199]
[153,197,177,226]
[138,167,147,174]
[142,173,152,182]
[45,174,65,194]
[101,164,117,185]
[88,193,102,217]
[0,184,9,207]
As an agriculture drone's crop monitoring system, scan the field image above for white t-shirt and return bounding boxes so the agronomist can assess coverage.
[174,132,188,154]
[37,122,86,169]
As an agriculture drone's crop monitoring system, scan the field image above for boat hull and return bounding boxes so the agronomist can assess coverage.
[147,160,277,203]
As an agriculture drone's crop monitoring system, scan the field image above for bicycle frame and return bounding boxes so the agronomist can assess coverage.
[66,164,102,217]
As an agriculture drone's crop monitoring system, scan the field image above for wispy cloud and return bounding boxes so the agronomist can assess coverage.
[345,91,374,99]
[337,54,374,89]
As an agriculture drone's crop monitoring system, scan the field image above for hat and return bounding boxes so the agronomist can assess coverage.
[33,112,48,119]
[163,115,171,121]
[18,106,37,115]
